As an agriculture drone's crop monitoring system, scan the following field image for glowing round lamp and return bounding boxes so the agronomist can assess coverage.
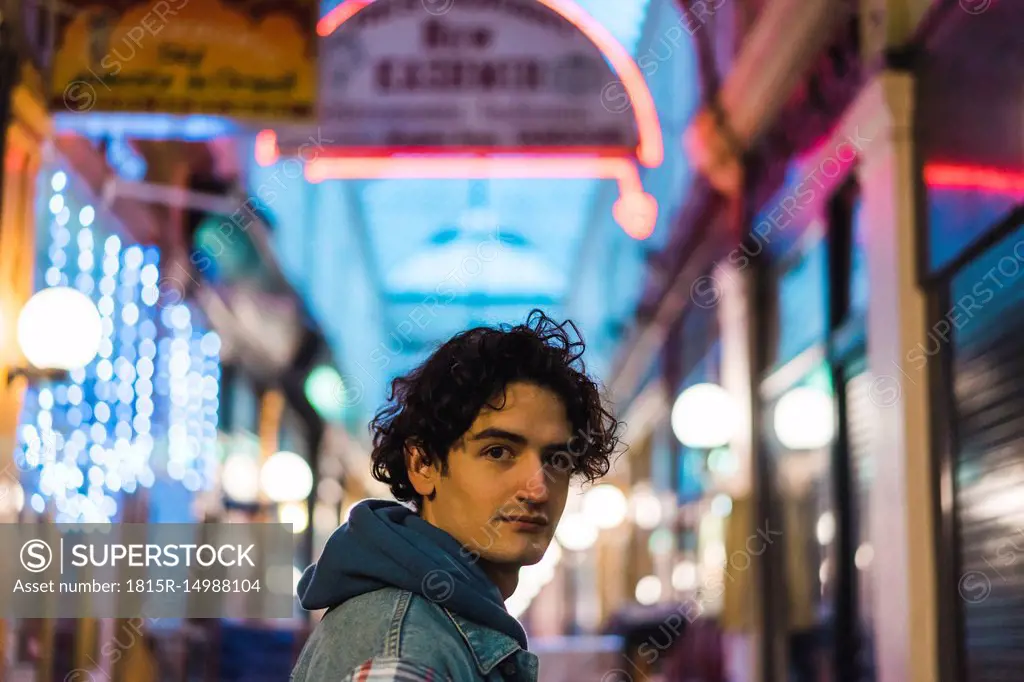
[635,575,662,605]
[672,560,697,591]
[278,501,309,534]
[816,511,836,546]
[710,493,733,518]
[17,287,102,370]
[630,483,663,530]
[648,528,674,555]
[554,512,598,552]
[304,365,345,421]
[707,447,739,476]
[260,450,313,503]
[581,484,628,529]
[773,386,834,449]
[221,453,261,504]
[671,383,737,448]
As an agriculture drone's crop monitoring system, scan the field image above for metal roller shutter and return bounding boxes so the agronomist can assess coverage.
[951,227,1024,682]
[844,370,877,681]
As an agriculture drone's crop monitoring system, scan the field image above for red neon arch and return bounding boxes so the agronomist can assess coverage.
[316,0,663,168]
[925,164,1024,194]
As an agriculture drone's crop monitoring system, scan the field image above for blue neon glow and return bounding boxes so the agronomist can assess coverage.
[53,113,240,141]
[105,137,148,181]
[15,169,221,522]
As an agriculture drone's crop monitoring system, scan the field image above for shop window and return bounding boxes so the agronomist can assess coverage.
[678,294,720,380]
[650,420,675,495]
[849,198,868,319]
[767,364,838,682]
[825,177,866,347]
[773,237,829,368]
[673,338,723,504]
[927,179,1024,275]
[678,448,707,503]
[278,407,311,460]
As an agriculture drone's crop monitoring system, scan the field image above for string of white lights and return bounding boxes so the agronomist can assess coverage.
[18,166,221,522]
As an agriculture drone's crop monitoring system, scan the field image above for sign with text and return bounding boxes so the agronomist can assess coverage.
[51,0,316,119]
[0,523,295,618]
[316,0,638,150]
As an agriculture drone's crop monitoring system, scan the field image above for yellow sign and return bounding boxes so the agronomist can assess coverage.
[51,0,316,120]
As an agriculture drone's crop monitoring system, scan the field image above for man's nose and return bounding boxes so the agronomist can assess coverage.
[517,455,551,505]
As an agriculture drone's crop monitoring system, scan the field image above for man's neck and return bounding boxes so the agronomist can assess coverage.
[479,560,520,601]
[417,507,521,601]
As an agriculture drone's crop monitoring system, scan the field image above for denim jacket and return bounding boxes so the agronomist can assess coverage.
[290,586,539,682]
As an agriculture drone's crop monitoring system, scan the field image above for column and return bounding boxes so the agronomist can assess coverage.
[0,62,49,677]
[852,71,938,682]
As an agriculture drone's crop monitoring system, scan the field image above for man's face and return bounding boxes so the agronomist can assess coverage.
[414,382,574,569]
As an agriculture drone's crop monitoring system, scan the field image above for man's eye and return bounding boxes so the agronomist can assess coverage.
[483,446,513,460]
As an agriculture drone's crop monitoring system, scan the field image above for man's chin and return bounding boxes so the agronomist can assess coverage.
[514,549,547,567]
[478,541,550,568]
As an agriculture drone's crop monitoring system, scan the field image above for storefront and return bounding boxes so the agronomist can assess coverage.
[916,4,1024,681]
[741,86,878,681]
[6,149,227,679]
[604,247,761,680]
[0,51,51,679]
[745,4,1024,678]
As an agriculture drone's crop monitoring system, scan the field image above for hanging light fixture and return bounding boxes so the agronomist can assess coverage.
[635,575,662,605]
[773,386,834,449]
[278,501,310,534]
[222,452,261,504]
[554,512,598,552]
[16,287,103,371]
[304,365,346,421]
[581,483,628,529]
[629,482,663,530]
[671,383,738,448]
[260,450,314,503]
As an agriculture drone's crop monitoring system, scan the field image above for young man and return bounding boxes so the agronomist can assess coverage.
[290,310,621,681]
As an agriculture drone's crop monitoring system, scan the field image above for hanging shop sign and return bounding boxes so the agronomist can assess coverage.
[317,0,638,151]
[264,0,664,240]
[50,0,316,120]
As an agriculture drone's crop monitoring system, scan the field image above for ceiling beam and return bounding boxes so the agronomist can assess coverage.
[383,291,561,307]
[343,181,389,301]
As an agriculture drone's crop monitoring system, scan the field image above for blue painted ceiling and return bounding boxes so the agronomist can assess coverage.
[262,0,705,420]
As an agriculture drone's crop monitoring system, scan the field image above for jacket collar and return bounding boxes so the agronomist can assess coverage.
[442,607,524,675]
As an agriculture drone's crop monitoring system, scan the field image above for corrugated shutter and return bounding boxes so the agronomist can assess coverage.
[952,226,1024,682]
[845,371,877,681]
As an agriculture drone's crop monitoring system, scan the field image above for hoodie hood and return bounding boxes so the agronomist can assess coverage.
[297,499,528,649]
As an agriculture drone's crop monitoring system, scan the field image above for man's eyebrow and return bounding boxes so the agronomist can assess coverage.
[468,428,572,454]
[468,428,527,445]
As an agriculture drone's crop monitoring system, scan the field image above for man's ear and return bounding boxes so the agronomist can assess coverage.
[405,442,437,500]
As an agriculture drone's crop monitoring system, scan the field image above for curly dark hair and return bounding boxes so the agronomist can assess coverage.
[369,309,623,509]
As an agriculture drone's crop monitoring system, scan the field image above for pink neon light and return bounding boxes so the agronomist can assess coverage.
[316,0,663,168]
[305,155,635,182]
[317,0,369,36]
[309,145,632,158]
[614,191,658,240]
[305,154,656,239]
[255,129,279,167]
[925,164,1024,194]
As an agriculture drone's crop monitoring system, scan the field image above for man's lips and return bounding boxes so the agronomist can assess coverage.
[499,515,550,528]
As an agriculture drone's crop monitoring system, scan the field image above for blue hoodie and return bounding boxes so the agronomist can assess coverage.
[296,498,528,650]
